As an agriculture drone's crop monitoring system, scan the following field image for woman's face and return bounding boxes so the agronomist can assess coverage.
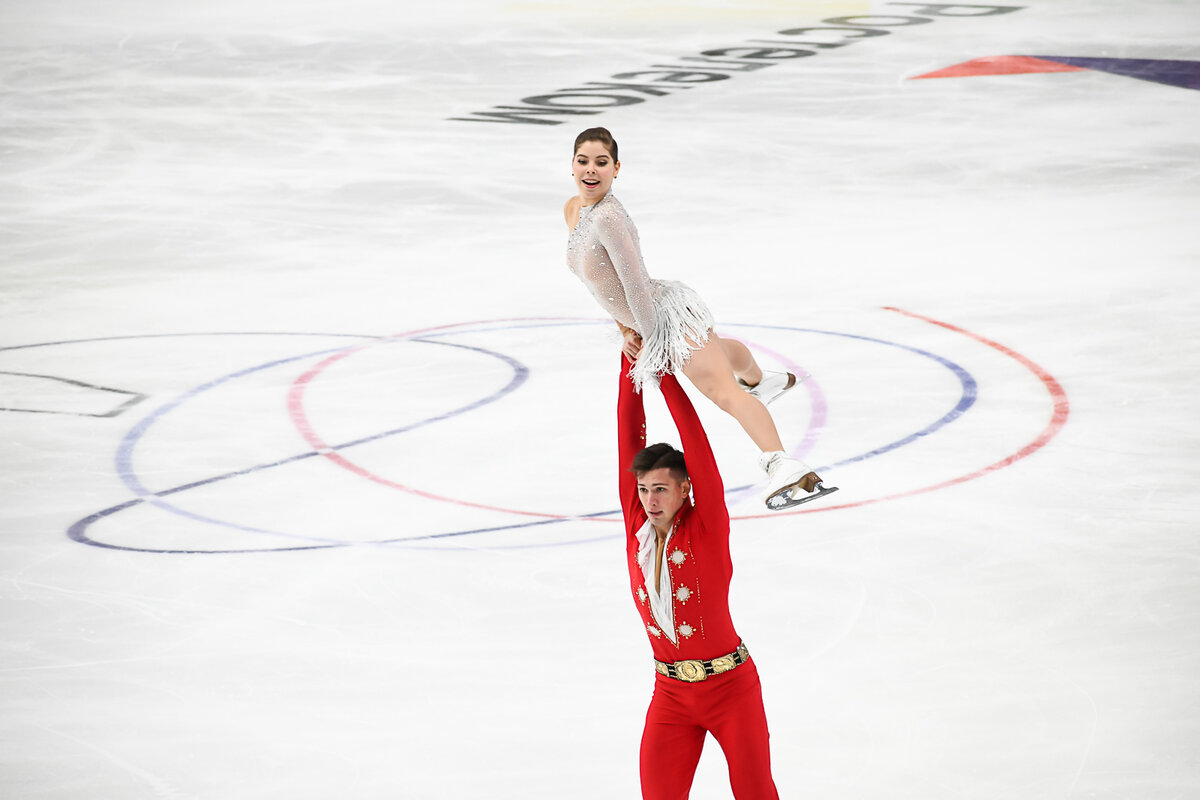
[572,140,620,204]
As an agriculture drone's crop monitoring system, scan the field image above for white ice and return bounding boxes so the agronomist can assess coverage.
[2,1,1199,798]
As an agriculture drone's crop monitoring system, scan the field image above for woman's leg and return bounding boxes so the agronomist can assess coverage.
[681,332,823,505]
[720,335,801,406]
[717,337,763,387]
[680,333,784,453]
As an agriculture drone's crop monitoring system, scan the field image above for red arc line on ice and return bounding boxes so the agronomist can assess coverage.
[736,306,1071,519]
[287,309,1068,523]
[286,317,607,521]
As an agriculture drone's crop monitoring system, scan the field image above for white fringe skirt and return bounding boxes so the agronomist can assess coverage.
[629,279,715,391]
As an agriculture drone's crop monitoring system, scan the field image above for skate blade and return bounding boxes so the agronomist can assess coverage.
[766,483,839,510]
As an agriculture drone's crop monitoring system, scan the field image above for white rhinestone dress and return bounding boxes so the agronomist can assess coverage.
[567,192,714,390]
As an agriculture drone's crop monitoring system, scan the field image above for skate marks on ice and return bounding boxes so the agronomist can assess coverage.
[0,308,1068,553]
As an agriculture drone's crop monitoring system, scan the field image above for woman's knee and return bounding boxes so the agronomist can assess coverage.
[709,385,750,414]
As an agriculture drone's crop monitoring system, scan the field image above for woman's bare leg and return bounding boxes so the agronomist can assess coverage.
[683,332,825,504]
[680,333,783,453]
[717,336,763,387]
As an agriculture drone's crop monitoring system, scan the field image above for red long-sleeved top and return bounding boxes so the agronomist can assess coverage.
[617,356,741,663]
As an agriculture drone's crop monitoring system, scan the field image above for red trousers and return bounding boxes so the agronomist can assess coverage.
[639,659,779,800]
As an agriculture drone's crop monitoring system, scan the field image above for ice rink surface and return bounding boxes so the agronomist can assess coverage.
[2,0,1198,797]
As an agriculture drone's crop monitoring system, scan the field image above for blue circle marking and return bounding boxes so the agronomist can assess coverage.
[8,322,976,554]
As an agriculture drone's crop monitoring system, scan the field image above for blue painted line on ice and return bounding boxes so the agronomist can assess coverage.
[53,320,974,553]
[68,334,531,552]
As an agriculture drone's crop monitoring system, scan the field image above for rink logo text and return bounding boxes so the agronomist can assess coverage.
[911,55,1200,91]
[448,3,1026,125]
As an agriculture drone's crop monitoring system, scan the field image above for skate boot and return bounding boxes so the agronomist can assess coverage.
[759,451,838,510]
[739,371,805,406]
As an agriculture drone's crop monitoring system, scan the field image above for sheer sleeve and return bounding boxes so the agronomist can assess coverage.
[594,207,658,339]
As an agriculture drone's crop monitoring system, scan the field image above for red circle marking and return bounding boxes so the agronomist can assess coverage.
[287,311,1069,523]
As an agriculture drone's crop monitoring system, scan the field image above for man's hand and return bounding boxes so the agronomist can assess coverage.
[622,328,643,362]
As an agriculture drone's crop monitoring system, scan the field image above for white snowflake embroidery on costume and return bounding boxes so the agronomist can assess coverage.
[678,623,694,638]
[637,586,648,604]
[647,624,662,638]
[675,586,691,603]
[670,549,686,566]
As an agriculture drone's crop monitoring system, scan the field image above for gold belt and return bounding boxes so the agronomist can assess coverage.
[655,642,750,683]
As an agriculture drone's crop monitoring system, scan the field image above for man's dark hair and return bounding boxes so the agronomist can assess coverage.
[629,442,689,482]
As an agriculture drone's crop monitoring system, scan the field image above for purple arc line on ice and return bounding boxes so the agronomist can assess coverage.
[715,333,827,461]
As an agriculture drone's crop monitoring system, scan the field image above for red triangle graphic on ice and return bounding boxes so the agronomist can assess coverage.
[912,56,1088,80]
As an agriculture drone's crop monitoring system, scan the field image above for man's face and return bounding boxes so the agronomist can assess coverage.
[637,467,690,532]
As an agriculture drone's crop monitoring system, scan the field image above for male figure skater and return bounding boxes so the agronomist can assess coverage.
[617,354,780,799]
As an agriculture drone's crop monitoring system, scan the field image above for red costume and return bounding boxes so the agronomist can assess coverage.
[618,356,780,800]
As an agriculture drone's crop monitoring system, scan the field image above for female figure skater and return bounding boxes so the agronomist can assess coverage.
[564,127,835,509]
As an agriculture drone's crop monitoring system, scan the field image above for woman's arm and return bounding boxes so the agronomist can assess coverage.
[658,373,729,531]
[595,210,658,340]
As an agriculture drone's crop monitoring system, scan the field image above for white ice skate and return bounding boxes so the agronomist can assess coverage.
[739,370,806,406]
[759,451,838,510]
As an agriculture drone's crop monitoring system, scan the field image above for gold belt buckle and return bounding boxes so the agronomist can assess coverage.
[709,654,737,674]
[674,659,707,682]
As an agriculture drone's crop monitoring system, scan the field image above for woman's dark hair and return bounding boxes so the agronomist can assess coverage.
[573,127,618,161]
[629,442,688,482]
